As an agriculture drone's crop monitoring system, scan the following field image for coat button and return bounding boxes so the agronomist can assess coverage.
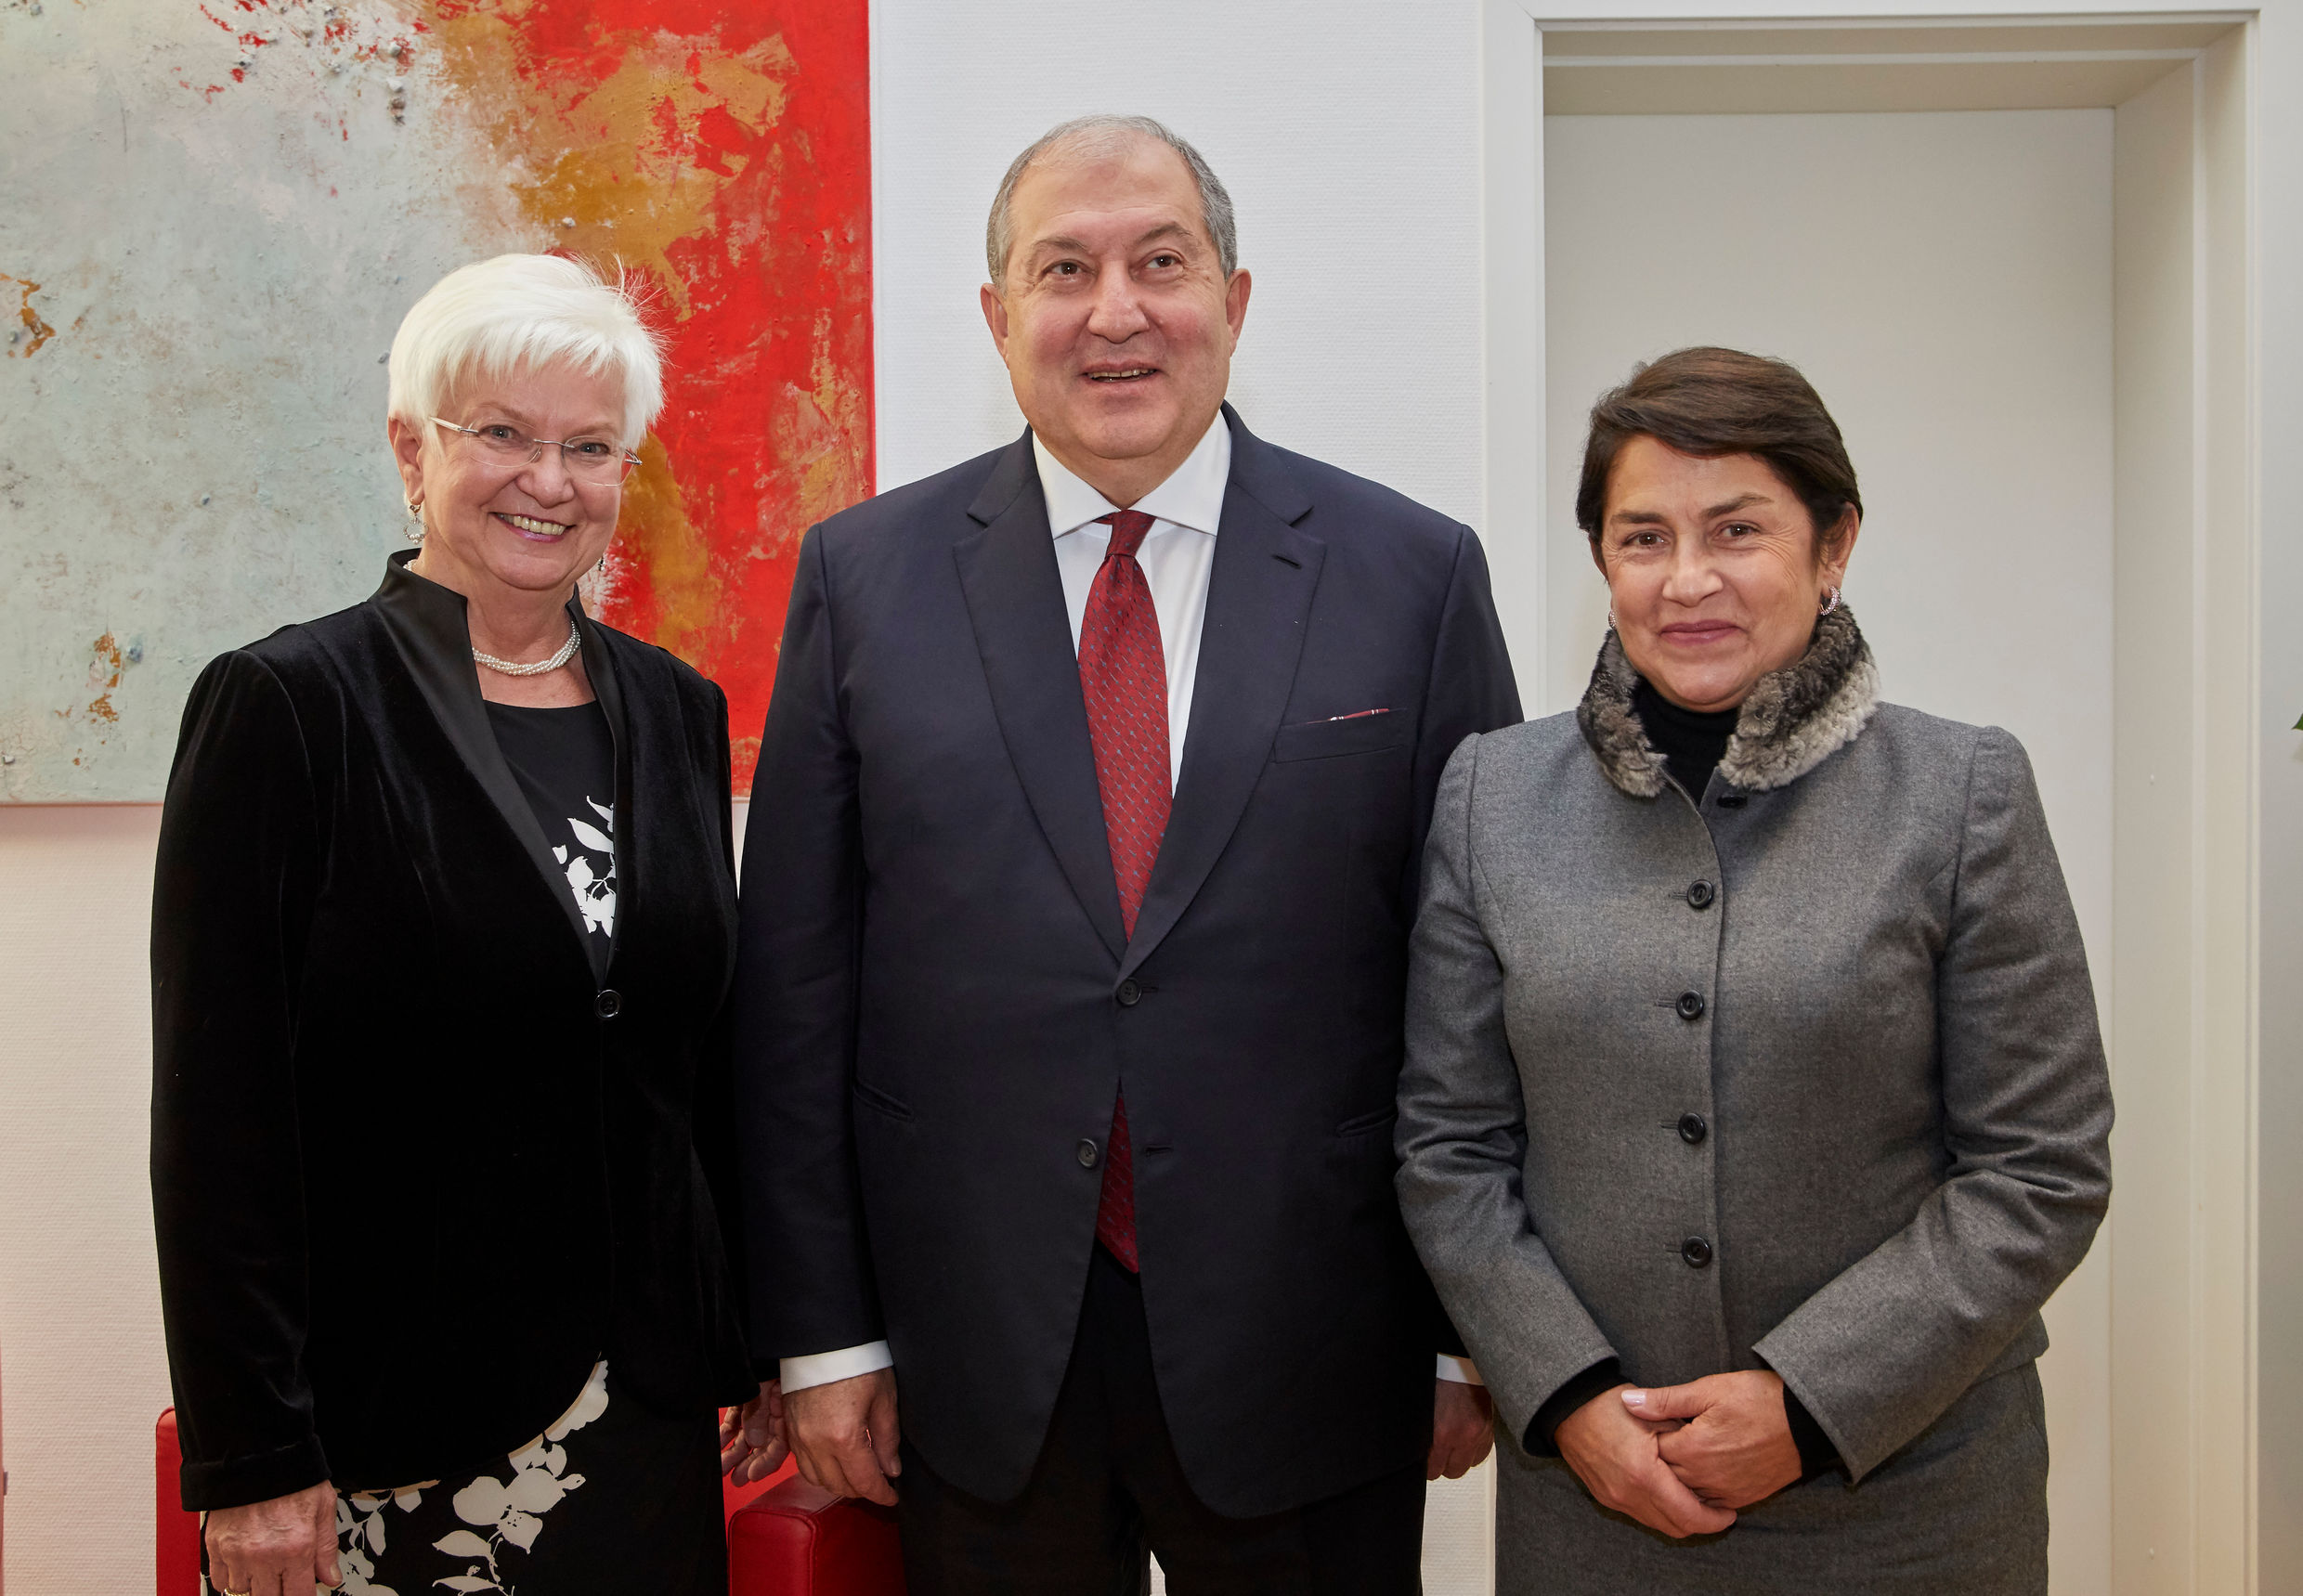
[1686,879,1715,910]
[1115,979,1142,1007]
[1682,1236,1714,1268]
[1678,1112,1709,1145]
[1077,1138,1100,1169]
[594,989,622,1019]
[1717,793,1749,810]
[1674,991,1706,1021]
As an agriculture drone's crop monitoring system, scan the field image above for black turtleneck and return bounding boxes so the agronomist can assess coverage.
[1633,679,1739,798]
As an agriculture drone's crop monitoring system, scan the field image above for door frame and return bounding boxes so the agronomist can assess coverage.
[1477,9,2262,1592]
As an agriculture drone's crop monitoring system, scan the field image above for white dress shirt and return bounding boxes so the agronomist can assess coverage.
[778,413,1477,1394]
[1039,411,1229,791]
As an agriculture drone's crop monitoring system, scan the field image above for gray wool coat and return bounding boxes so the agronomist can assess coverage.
[1397,611,2113,1594]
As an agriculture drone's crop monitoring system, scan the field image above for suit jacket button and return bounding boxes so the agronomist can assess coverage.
[1682,1236,1714,1268]
[1678,1112,1709,1145]
[1077,1138,1100,1169]
[1116,979,1142,1007]
[594,989,622,1019]
[1686,879,1715,910]
[1675,991,1706,1021]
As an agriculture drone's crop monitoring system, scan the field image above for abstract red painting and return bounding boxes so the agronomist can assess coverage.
[418,0,874,788]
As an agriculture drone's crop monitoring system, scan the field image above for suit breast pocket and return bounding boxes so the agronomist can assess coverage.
[1272,710,1406,763]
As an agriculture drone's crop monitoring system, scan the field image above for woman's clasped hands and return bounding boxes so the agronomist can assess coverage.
[1555,1370,1803,1539]
[719,1379,792,1486]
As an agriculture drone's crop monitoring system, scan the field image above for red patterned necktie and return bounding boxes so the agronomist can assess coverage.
[1079,509,1168,1273]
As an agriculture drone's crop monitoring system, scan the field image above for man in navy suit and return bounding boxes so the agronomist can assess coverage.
[734,114,1520,1592]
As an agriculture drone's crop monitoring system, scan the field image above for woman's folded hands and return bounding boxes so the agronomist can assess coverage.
[1556,1369,1802,1538]
[1629,1370,1804,1512]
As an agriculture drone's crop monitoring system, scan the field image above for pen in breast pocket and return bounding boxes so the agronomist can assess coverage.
[1320,707,1393,721]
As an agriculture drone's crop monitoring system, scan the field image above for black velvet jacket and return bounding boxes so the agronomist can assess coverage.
[151,551,755,1512]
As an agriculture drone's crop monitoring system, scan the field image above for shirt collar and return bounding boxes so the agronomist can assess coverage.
[1033,410,1232,540]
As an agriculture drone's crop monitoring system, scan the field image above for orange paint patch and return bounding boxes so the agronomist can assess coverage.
[56,634,128,728]
[2,274,58,357]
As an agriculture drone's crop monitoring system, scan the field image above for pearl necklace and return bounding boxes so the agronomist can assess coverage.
[474,621,582,678]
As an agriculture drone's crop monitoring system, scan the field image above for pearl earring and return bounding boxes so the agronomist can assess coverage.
[405,498,426,542]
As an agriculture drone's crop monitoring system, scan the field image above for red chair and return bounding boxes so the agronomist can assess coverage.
[158,1408,904,1594]
[727,1476,905,1596]
[155,1412,202,1596]
[723,1447,799,1517]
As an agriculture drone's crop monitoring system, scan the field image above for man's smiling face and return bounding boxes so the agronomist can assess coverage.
[981,135,1249,507]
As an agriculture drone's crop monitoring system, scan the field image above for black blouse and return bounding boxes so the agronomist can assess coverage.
[151,552,755,1511]
[487,701,618,979]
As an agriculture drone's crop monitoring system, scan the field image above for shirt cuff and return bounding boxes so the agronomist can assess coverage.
[1435,1353,1484,1385]
[779,1341,894,1394]
[1783,1385,1842,1480]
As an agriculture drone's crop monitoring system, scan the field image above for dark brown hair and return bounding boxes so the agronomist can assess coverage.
[1576,347,1861,560]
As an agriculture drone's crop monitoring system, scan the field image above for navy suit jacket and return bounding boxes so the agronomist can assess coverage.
[735,407,1520,1515]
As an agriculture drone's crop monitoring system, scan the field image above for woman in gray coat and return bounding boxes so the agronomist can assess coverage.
[1397,346,2112,1593]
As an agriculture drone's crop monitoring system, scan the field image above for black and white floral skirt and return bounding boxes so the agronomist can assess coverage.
[202,1362,726,1596]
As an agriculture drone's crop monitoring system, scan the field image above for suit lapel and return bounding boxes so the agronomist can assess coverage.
[953,432,1129,962]
[370,551,595,955]
[1123,410,1322,979]
[572,597,628,980]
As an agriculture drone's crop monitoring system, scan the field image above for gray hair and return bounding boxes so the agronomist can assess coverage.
[985,114,1238,291]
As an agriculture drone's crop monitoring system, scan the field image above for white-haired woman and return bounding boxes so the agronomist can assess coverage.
[152,254,784,1596]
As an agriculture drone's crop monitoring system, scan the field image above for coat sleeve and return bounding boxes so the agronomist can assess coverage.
[1411,525,1523,880]
[1752,727,2114,1480]
[1396,733,1618,1445]
[1400,526,1525,1361]
[733,526,883,1362]
[150,649,330,1511]
[688,680,756,1367]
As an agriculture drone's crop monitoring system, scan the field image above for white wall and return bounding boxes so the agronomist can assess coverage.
[1544,108,2115,1591]
[0,806,174,1595]
[870,0,1490,526]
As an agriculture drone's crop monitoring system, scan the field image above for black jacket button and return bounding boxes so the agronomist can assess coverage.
[1682,1236,1714,1268]
[1115,979,1142,1007]
[1717,793,1749,810]
[594,989,622,1019]
[1678,1112,1709,1145]
[1675,991,1706,1021]
[1077,1138,1100,1169]
[1686,879,1715,910]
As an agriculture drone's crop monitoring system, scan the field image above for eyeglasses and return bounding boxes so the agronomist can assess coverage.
[430,416,643,483]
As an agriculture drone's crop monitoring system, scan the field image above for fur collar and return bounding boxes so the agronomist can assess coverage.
[1575,607,1880,798]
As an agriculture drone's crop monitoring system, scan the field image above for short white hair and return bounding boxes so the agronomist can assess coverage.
[387,254,665,449]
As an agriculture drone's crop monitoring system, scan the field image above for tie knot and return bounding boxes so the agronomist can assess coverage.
[1096,510,1156,560]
